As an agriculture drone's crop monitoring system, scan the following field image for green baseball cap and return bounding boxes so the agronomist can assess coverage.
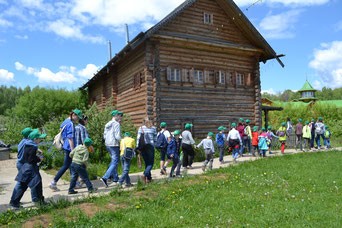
[218,126,226,131]
[111,110,123,116]
[245,119,250,124]
[281,122,286,126]
[84,137,93,147]
[208,132,214,137]
[267,126,272,130]
[185,123,193,129]
[239,118,244,123]
[261,127,266,132]
[305,120,309,125]
[253,126,258,132]
[21,127,32,138]
[160,122,167,128]
[124,132,132,137]
[28,129,47,140]
[318,117,323,121]
[173,130,181,135]
[231,123,237,128]
[298,118,302,122]
[72,109,83,119]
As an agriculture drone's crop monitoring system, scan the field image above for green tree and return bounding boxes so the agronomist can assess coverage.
[10,87,87,127]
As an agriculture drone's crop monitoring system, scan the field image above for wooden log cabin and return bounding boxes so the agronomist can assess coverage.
[80,0,284,137]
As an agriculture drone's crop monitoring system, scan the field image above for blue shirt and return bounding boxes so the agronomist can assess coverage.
[216,133,226,147]
[17,139,37,163]
[61,118,75,152]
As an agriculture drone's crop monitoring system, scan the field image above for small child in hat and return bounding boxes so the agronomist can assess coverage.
[251,126,259,156]
[118,132,136,188]
[68,137,97,194]
[196,132,215,171]
[324,126,331,149]
[216,126,226,164]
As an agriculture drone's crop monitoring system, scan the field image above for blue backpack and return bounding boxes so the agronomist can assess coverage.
[156,131,168,150]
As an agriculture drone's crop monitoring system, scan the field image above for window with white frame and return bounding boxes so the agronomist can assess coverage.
[194,70,204,83]
[218,71,225,84]
[203,12,213,24]
[236,73,245,86]
[167,67,181,82]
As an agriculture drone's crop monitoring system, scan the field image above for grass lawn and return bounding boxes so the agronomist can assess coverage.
[2,151,341,227]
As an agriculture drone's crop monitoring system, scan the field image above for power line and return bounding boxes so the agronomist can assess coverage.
[246,0,262,11]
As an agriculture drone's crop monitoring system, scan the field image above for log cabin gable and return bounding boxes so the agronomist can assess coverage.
[156,0,258,53]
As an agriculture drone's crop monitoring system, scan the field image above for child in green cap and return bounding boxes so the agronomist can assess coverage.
[68,137,97,194]
[216,126,226,164]
[251,126,259,156]
[277,122,287,154]
[295,118,303,151]
[324,126,331,149]
[196,132,215,171]
[118,132,136,188]
[302,121,311,151]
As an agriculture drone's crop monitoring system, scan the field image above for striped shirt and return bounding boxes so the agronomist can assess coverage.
[137,125,157,146]
[75,124,89,147]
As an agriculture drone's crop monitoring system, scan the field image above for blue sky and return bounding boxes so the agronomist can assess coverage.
[0,0,341,94]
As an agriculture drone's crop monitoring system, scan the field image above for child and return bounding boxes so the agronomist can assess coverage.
[258,128,269,157]
[167,131,179,178]
[295,118,303,151]
[251,126,259,157]
[277,122,287,154]
[68,137,97,194]
[324,126,331,149]
[169,130,182,177]
[227,123,242,162]
[302,121,311,151]
[197,132,215,171]
[266,126,278,155]
[118,132,136,187]
[10,129,46,209]
[216,126,226,164]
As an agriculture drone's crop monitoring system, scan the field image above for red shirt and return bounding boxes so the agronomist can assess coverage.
[252,132,259,146]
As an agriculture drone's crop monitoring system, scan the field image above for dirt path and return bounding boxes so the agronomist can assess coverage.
[1,147,340,212]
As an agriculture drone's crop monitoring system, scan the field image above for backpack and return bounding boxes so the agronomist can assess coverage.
[156,131,168,150]
[324,130,330,138]
[216,133,224,146]
[136,127,146,152]
[123,147,135,160]
[53,125,66,150]
[244,126,250,136]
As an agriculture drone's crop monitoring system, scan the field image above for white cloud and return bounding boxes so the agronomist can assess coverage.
[47,19,105,44]
[0,69,14,81]
[309,41,342,88]
[70,0,184,27]
[78,64,100,79]
[15,61,100,84]
[259,9,302,39]
[0,18,12,27]
[262,88,277,95]
[235,0,330,7]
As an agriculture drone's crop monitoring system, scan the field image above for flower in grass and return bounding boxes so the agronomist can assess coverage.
[180,216,184,219]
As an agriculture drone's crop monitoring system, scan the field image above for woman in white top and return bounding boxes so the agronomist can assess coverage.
[181,123,195,169]
[137,117,157,183]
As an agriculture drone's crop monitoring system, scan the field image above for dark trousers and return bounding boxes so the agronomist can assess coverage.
[170,156,180,177]
[69,163,93,192]
[141,144,155,181]
[182,144,194,168]
[54,149,72,183]
[310,132,315,148]
[295,134,303,151]
[10,181,43,207]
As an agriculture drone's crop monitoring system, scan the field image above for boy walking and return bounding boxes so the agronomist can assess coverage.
[216,126,226,164]
[68,138,97,194]
[197,132,215,171]
[302,121,311,151]
[324,126,331,149]
[118,132,136,188]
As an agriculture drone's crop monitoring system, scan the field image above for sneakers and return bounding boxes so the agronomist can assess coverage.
[68,190,78,194]
[89,188,98,193]
[125,183,134,188]
[49,182,59,191]
[100,178,108,188]
[160,167,167,175]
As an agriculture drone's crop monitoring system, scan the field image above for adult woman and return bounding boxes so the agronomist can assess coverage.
[181,123,196,169]
[137,117,157,183]
[49,109,83,191]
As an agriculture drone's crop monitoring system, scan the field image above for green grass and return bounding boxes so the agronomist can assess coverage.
[2,151,342,227]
